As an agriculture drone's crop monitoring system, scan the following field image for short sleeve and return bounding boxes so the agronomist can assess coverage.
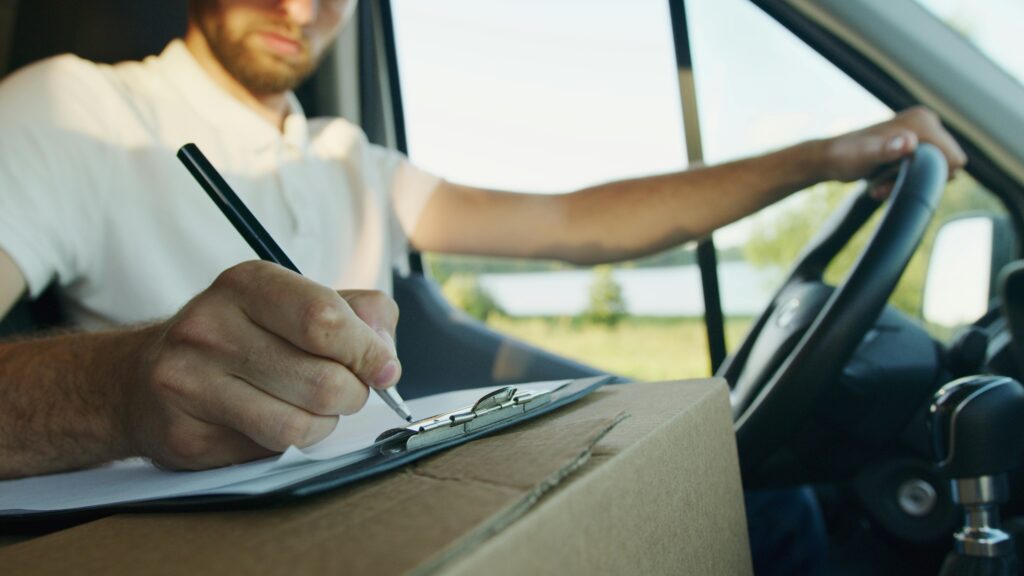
[0,56,108,298]
[364,144,441,273]
[366,144,441,238]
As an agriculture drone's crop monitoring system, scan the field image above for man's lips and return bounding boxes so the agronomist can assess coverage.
[256,31,305,56]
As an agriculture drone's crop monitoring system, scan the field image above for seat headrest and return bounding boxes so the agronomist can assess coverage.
[7,0,187,76]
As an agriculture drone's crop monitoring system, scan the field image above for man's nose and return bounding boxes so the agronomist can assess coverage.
[281,0,318,26]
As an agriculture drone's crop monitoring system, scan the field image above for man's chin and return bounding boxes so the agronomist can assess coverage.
[231,54,313,94]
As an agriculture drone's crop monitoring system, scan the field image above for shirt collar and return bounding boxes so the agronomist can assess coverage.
[154,39,309,153]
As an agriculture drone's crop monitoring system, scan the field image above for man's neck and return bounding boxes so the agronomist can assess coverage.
[183,26,290,131]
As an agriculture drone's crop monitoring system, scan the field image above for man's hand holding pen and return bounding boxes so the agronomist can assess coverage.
[122,261,402,470]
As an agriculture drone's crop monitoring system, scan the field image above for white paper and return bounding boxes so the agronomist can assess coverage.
[0,381,564,513]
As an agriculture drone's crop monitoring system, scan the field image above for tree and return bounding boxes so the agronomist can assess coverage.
[743,174,1003,318]
[584,265,627,327]
[441,273,504,321]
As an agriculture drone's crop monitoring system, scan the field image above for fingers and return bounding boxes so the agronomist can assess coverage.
[841,107,966,186]
[215,263,401,390]
[224,321,371,416]
[134,263,403,470]
[185,374,340,453]
[340,289,402,385]
[167,285,372,416]
[868,104,975,194]
[895,107,968,176]
[143,340,343,459]
[154,423,277,471]
[340,289,400,337]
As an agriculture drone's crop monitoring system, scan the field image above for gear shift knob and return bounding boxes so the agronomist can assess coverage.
[931,375,1024,478]
[930,375,1024,574]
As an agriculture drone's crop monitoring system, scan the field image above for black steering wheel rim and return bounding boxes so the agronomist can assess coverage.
[718,144,948,480]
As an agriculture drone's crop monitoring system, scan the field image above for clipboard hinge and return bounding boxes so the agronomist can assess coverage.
[375,385,559,454]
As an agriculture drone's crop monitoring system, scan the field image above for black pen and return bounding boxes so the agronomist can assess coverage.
[177,143,413,423]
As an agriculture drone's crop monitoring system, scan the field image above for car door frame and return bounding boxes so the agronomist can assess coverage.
[358,0,1024,395]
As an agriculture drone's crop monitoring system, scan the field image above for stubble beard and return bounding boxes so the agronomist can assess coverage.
[196,11,320,95]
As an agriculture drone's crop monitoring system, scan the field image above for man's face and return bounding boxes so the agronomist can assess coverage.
[191,0,354,94]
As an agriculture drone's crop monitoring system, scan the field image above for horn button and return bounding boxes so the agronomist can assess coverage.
[733,282,835,400]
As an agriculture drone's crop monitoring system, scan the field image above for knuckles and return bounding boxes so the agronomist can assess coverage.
[146,346,195,402]
[301,297,349,352]
[163,308,220,350]
[896,106,967,168]
[902,105,939,126]
[212,260,275,294]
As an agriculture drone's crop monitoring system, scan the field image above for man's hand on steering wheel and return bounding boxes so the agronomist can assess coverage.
[821,106,968,198]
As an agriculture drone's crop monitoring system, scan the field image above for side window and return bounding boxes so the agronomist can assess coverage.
[687,0,1013,345]
[391,0,1015,379]
[392,0,710,380]
[687,0,889,349]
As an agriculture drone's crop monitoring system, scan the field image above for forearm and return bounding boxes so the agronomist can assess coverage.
[553,140,829,264]
[413,140,828,265]
[0,327,152,478]
[0,263,404,479]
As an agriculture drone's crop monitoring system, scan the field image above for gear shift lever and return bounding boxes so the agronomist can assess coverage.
[930,375,1024,575]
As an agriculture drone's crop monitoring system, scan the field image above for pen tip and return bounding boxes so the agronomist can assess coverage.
[405,415,413,422]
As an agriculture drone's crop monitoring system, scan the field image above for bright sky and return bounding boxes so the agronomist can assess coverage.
[916,0,1024,87]
[391,0,1019,248]
[392,0,686,193]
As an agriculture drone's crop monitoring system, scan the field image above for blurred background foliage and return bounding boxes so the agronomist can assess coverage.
[428,171,1007,381]
[744,172,1005,318]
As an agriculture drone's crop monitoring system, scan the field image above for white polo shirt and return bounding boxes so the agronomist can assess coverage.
[0,40,440,329]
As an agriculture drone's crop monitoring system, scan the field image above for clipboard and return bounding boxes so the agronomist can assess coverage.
[1,376,614,530]
[377,380,571,453]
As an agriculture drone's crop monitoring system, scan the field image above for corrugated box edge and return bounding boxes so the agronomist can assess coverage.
[438,379,752,575]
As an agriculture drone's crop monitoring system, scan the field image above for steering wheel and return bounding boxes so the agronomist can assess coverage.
[718,143,948,482]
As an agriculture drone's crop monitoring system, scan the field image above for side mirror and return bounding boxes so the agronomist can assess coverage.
[922,214,1013,328]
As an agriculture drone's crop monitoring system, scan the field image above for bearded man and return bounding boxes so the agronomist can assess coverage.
[0,0,963,476]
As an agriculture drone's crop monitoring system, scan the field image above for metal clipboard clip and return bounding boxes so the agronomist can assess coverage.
[374,382,570,454]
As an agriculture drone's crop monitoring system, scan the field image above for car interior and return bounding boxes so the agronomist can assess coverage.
[2,0,1024,574]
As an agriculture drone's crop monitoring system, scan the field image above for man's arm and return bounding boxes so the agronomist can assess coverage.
[0,261,403,479]
[410,107,968,265]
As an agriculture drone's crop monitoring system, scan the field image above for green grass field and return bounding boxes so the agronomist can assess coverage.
[485,316,754,382]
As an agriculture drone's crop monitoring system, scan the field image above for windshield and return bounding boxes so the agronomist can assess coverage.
[915,0,1024,88]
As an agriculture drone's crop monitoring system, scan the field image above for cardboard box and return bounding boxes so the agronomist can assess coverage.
[0,379,751,575]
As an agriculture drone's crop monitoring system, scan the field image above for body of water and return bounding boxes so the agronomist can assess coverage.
[478,261,780,317]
